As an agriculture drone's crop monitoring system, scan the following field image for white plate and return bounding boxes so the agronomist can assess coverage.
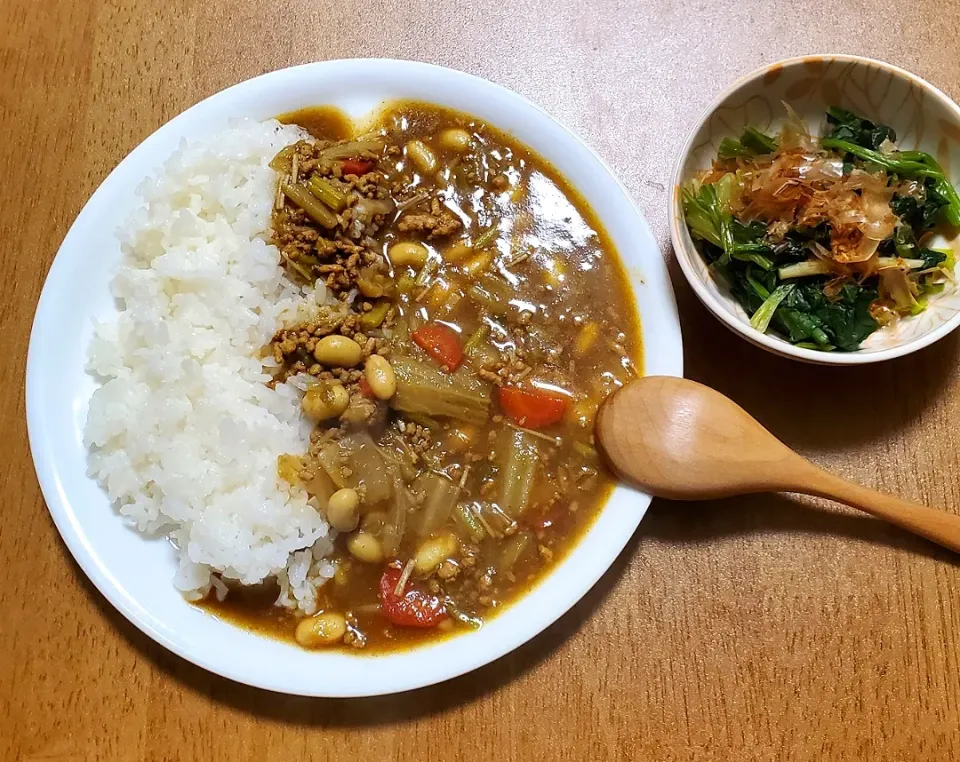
[27,59,683,697]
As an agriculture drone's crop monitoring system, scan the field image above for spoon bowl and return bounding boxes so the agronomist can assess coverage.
[596,376,801,499]
[596,376,960,554]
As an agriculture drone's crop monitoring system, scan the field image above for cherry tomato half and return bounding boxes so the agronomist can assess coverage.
[379,567,448,628]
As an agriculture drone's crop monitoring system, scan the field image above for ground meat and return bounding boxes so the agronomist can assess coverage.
[396,198,462,239]
[488,346,532,384]
[477,368,502,385]
[269,309,351,369]
[315,236,369,260]
[341,395,379,425]
[289,139,382,182]
[396,418,432,457]
[343,624,367,649]
[276,222,319,252]
[437,559,460,580]
[272,143,393,295]
[353,174,391,199]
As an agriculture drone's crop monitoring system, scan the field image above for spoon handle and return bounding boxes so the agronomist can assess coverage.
[799,465,960,553]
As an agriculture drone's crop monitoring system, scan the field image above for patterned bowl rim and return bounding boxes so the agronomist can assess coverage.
[669,53,960,366]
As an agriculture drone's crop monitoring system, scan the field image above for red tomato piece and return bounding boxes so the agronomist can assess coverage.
[379,567,448,628]
[357,376,376,399]
[498,385,570,429]
[412,322,463,371]
[341,159,374,176]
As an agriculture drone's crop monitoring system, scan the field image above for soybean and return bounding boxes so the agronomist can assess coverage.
[406,139,438,174]
[442,242,473,263]
[301,383,349,421]
[414,532,459,575]
[364,355,396,400]
[327,488,360,532]
[389,241,429,269]
[439,128,472,153]
[295,611,347,648]
[346,531,384,564]
[313,335,363,367]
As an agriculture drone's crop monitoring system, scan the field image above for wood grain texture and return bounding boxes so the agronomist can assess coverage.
[3,1,960,760]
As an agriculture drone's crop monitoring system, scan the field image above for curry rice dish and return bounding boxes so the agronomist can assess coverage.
[84,100,642,654]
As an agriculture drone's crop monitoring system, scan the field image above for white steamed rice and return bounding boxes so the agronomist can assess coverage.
[84,119,337,614]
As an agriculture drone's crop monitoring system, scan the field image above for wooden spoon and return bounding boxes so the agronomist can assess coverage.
[596,375,960,553]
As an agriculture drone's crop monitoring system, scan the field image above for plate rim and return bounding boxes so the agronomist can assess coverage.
[26,58,683,697]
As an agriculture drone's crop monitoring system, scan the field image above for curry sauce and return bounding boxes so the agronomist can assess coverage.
[198,102,642,653]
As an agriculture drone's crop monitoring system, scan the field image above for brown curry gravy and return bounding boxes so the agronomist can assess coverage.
[198,102,643,653]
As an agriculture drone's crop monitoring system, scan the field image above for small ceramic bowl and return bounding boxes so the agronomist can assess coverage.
[670,54,960,365]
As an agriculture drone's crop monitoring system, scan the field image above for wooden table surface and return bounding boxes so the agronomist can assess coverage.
[4,1,960,760]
